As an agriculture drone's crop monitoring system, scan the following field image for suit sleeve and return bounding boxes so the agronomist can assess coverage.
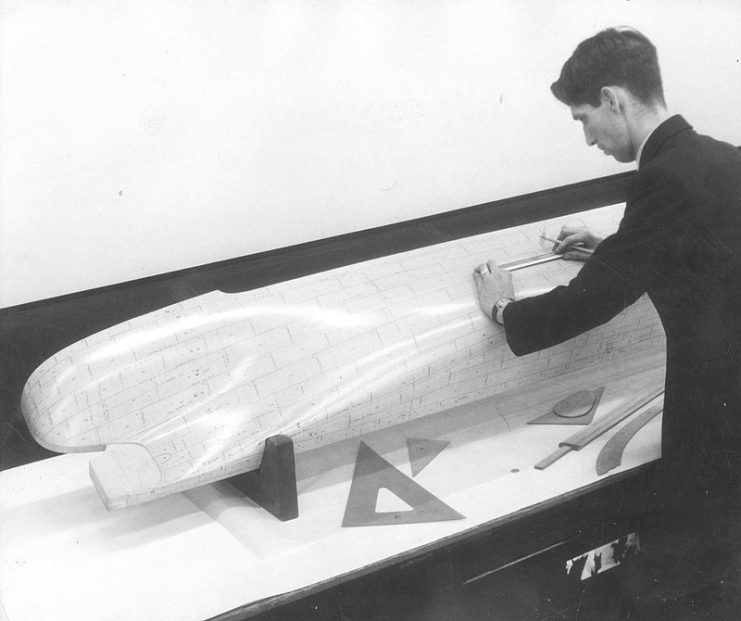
[504,166,690,356]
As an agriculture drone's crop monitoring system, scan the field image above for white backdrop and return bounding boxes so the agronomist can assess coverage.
[1,0,740,307]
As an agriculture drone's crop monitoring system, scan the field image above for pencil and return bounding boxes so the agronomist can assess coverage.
[539,234,594,255]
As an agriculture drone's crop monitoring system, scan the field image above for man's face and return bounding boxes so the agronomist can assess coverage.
[569,101,633,163]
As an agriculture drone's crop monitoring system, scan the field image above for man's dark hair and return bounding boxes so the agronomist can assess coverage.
[551,27,665,107]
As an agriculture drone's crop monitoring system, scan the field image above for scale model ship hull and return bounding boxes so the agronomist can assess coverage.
[21,204,666,509]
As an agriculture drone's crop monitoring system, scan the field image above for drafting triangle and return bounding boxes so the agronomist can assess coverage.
[376,487,415,512]
[407,437,450,477]
[529,387,604,426]
[342,442,464,527]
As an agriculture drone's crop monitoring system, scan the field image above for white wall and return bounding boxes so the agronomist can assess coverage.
[1,0,740,308]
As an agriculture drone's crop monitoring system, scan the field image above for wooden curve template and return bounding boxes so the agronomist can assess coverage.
[595,399,664,475]
[534,380,664,471]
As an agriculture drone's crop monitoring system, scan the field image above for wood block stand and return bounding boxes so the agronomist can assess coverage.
[229,434,299,521]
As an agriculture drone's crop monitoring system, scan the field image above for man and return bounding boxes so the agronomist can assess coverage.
[474,27,741,506]
[474,26,741,615]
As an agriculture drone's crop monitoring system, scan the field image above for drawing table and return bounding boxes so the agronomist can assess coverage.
[0,359,663,621]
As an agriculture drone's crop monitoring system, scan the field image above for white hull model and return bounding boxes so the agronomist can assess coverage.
[21,204,665,509]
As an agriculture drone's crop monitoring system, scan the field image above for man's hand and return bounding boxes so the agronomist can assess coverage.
[553,226,603,261]
[473,260,514,322]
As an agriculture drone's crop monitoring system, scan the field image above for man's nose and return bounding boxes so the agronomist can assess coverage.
[584,128,596,146]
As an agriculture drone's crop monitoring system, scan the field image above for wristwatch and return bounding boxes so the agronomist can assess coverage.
[493,296,514,325]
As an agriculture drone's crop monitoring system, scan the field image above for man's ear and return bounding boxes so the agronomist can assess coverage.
[600,86,623,113]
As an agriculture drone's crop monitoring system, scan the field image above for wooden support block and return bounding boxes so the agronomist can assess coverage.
[229,434,299,521]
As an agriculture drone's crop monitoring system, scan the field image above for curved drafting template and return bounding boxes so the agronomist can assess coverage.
[596,398,664,475]
[20,204,666,509]
[534,385,664,471]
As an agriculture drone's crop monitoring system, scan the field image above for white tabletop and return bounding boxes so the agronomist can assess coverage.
[1,358,663,621]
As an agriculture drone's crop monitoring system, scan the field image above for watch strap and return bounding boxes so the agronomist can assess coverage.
[493,297,514,325]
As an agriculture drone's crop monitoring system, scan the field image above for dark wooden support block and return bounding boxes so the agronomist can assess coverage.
[229,434,298,521]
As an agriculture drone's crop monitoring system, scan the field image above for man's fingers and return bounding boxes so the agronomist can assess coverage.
[557,226,572,241]
[562,251,589,262]
[554,233,588,254]
[553,238,572,254]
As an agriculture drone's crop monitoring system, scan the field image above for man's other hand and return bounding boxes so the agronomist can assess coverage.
[553,226,603,261]
[473,261,514,322]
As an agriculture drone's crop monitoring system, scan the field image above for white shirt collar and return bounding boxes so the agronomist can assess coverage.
[635,127,657,169]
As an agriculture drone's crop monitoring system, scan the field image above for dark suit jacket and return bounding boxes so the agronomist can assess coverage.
[504,115,741,489]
